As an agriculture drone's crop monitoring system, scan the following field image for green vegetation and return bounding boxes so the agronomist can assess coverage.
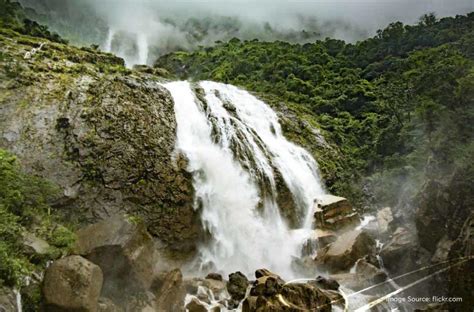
[0,0,66,43]
[0,149,75,288]
[156,13,474,207]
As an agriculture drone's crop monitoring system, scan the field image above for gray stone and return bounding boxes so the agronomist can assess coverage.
[376,207,394,234]
[317,229,376,273]
[43,256,103,312]
[313,195,360,231]
[153,269,185,312]
[0,287,17,312]
[74,216,157,302]
[23,233,50,256]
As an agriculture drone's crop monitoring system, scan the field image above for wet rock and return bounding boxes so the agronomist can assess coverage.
[43,255,103,312]
[354,258,384,280]
[376,207,394,234]
[98,298,123,312]
[281,283,332,311]
[314,229,338,247]
[242,296,257,312]
[206,273,223,281]
[379,227,421,275]
[251,276,284,297]
[255,269,285,284]
[245,280,333,312]
[182,276,227,304]
[204,279,227,296]
[303,229,337,256]
[152,269,186,312]
[250,270,285,297]
[314,276,340,291]
[431,235,455,263]
[313,195,360,231]
[244,270,335,311]
[317,229,376,273]
[329,273,372,292]
[0,287,17,312]
[329,258,386,292]
[74,216,157,303]
[185,298,207,312]
[226,272,249,308]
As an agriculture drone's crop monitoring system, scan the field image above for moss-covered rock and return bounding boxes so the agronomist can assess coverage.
[0,28,201,259]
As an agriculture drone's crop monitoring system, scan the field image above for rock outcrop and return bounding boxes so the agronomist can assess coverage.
[379,227,421,276]
[0,28,200,257]
[74,216,158,303]
[316,229,376,273]
[0,287,17,312]
[226,272,250,308]
[376,207,394,235]
[43,255,103,312]
[243,270,334,312]
[313,195,360,231]
[185,298,208,312]
[152,269,186,312]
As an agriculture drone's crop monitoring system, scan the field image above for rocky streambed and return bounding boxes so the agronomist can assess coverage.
[19,196,397,311]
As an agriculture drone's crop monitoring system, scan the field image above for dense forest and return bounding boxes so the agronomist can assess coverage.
[157,13,474,210]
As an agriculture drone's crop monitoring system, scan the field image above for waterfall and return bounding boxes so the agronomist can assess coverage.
[102,29,148,66]
[13,288,22,312]
[162,81,325,278]
[136,33,149,65]
[103,28,115,53]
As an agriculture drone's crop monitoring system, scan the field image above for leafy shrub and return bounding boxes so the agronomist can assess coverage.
[0,149,74,287]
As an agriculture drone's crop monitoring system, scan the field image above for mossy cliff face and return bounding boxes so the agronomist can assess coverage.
[0,28,200,256]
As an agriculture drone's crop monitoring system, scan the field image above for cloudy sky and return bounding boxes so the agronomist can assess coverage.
[24,0,474,64]
[88,0,473,32]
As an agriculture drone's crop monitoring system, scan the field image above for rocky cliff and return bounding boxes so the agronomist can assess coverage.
[0,27,202,257]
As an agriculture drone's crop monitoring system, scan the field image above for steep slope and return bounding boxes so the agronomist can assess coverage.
[0,23,203,258]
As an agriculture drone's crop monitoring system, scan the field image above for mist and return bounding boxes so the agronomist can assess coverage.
[19,0,474,65]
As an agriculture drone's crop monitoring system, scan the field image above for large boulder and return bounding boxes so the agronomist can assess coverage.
[152,269,186,312]
[330,259,386,293]
[313,195,360,231]
[74,216,157,302]
[97,298,123,312]
[182,276,227,306]
[43,255,103,312]
[226,272,249,308]
[376,207,394,235]
[379,227,422,276]
[316,229,376,273]
[243,270,333,312]
[185,298,208,312]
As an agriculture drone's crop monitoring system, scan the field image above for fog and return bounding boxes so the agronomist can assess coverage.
[20,0,474,65]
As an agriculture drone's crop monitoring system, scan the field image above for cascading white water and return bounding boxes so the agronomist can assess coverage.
[163,81,325,279]
[136,33,149,65]
[103,29,115,53]
[102,29,149,66]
